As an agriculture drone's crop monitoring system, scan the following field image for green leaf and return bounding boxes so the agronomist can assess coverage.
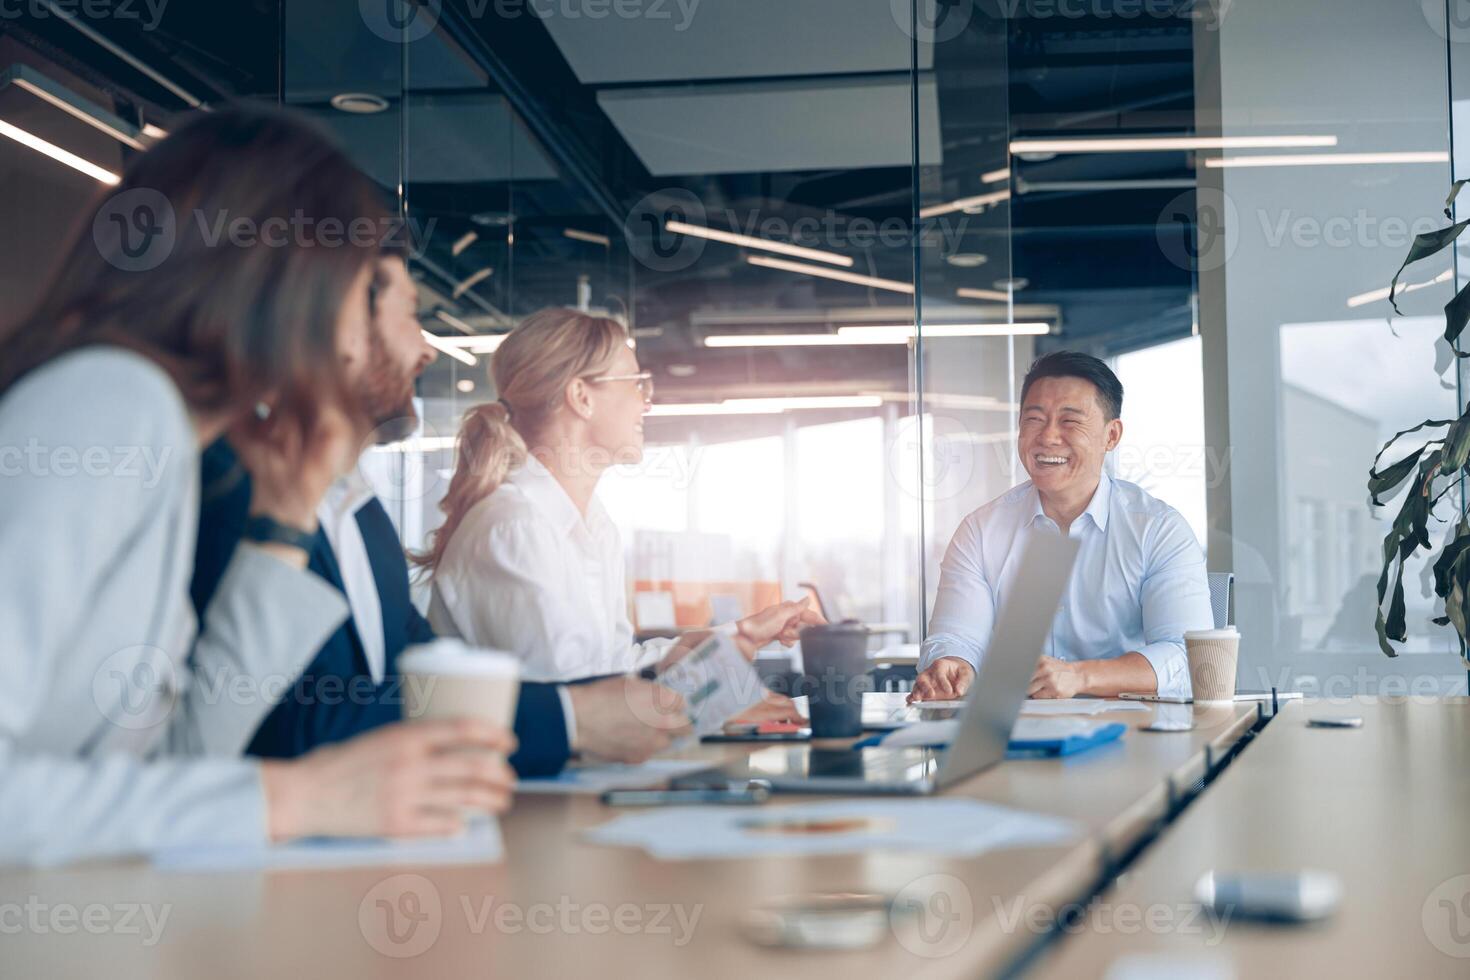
[1431,527,1470,598]
[1444,278,1470,353]
[1391,220,1469,316]
[1368,418,1452,495]
[1368,447,1425,505]
[1440,413,1470,471]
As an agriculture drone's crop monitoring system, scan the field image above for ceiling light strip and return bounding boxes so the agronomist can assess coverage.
[5,68,145,149]
[421,330,477,366]
[1010,135,1337,153]
[667,219,853,267]
[1346,268,1453,308]
[920,189,1010,220]
[746,254,913,294]
[1204,151,1449,169]
[647,395,883,416]
[0,117,118,184]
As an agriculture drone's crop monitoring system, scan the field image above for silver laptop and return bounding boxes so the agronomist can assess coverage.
[683,531,1080,795]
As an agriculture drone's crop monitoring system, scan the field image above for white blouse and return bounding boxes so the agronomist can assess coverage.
[426,456,667,682]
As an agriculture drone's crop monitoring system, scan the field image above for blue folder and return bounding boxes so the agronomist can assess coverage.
[853,721,1127,758]
[1007,721,1127,757]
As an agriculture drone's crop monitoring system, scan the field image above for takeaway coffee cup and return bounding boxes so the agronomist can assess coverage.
[1184,628,1240,703]
[798,621,872,738]
[399,639,521,733]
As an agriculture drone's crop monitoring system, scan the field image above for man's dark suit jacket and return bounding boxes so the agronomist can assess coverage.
[189,440,571,777]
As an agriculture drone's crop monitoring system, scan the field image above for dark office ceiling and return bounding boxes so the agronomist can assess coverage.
[3,0,1200,410]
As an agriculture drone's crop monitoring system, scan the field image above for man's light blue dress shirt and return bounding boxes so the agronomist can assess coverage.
[919,473,1213,698]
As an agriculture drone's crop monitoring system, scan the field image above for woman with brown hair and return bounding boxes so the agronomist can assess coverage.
[415,307,821,684]
[0,105,513,867]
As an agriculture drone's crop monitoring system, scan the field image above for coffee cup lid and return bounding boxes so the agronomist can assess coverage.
[399,640,520,677]
[1183,628,1239,641]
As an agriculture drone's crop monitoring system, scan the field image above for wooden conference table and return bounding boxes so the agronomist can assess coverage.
[5,699,1265,979]
[1032,696,1470,978]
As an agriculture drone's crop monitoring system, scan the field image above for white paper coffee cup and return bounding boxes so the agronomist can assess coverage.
[399,639,521,729]
[1184,628,1240,703]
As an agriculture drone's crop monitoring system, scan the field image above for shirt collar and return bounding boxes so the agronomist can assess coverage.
[1082,471,1112,531]
[1027,472,1112,533]
[319,470,375,524]
[507,455,611,539]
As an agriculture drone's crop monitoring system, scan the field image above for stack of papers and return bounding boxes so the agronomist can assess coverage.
[657,634,767,735]
[587,798,1077,860]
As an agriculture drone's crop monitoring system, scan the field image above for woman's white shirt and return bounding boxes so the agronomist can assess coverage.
[427,456,666,681]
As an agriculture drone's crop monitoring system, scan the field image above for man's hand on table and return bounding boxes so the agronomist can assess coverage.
[1027,655,1087,699]
[568,676,693,764]
[907,656,976,703]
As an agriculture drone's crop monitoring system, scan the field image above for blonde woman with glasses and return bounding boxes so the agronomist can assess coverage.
[414,307,821,687]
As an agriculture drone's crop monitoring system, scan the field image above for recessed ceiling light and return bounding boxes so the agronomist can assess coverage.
[329,92,390,114]
[456,379,476,393]
[945,253,989,268]
[471,211,515,227]
[993,276,1029,292]
[667,364,697,378]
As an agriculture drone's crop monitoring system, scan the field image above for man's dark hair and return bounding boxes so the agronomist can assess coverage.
[1020,350,1124,420]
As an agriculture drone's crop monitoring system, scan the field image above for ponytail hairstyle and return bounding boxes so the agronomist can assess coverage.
[411,307,629,573]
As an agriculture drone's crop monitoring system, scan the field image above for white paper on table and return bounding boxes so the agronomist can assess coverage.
[1020,698,1149,716]
[152,816,504,872]
[587,798,1077,860]
[862,691,967,731]
[516,759,713,795]
[656,633,766,735]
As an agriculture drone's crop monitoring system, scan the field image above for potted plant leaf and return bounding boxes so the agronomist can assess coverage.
[1369,181,1470,667]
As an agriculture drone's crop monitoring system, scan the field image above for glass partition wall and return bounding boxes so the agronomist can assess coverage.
[1195,0,1468,695]
[281,1,1020,656]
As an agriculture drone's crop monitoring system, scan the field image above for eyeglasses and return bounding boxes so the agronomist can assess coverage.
[587,371,655,403]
